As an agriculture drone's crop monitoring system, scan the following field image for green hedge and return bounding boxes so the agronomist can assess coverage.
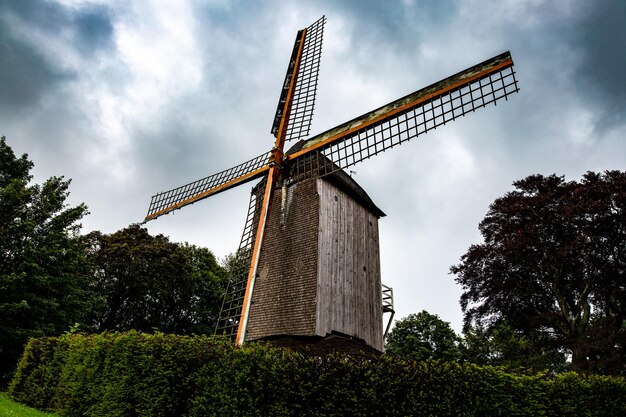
[8,332,626,416]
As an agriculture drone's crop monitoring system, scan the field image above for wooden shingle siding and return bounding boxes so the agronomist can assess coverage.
[246,180,320,340]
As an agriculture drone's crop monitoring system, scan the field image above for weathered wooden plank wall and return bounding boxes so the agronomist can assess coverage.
[316,179,383,350]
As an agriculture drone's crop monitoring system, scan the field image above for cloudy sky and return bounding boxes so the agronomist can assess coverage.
[1,0,624,333]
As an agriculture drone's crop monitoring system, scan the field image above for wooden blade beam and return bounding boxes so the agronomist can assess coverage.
[235,21,309,346]
[144,151,271,222]
[285,51,519,182]
[271,29,306,138]
[235,165,278,346]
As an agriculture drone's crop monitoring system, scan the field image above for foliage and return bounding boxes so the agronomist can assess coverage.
[451,171,626,374]
[0,136,93,385]
[85,225,228,335]
[385,311,462,361]
[9,332,626,417]
[461,322,567,372]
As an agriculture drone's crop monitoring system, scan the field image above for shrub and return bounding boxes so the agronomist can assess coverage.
[8,332,626,416]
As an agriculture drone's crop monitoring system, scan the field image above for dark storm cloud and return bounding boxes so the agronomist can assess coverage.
[309,0,459,68]
[329,0,458,38]
[192,0,262,30]
[131,110,226,193]
[570,0,626,129]
[0,27,68,111]
[0,1,114,114]
[72,7,114,54]
[0,0,114,53]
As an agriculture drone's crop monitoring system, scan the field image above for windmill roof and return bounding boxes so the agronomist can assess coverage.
[285,141,386,218]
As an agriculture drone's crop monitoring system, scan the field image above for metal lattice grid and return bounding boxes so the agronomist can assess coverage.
[382,284,395,340]
[145,151,270,221]
[284,15,326,142]
[214,184,262,338]
[288,64,518,183]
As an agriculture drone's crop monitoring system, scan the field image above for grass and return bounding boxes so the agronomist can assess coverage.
[0,393,60,417]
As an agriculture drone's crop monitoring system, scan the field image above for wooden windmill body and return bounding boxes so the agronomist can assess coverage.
[144,16,519,351]
[246,161,386,350]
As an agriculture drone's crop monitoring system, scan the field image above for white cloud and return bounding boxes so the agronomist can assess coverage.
[74,0,203,182]
[2,0,624,334]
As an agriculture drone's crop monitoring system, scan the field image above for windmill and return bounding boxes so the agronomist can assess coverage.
[144,16,519,350]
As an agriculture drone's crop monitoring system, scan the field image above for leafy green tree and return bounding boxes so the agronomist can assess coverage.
[451,171,626,374]
[461,321,567,372]
[86,225,228,334]
[0,136,92,385]
[385,311,462,361]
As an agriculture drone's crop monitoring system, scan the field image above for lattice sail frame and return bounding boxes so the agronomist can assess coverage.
[286,51,519,182]
[271,16,326,142]
[145,151,270,221]
[214,186,261,337]
[284,16,325,142]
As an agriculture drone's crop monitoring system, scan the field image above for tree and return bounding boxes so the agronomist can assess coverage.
[461,321,567,372]
[385,311,462,361]
[86,225,228,335]
[451,171,626,374]
[0,136,93,384]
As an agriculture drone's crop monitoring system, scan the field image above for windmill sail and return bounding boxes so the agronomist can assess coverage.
[286,51,519,183]
[271,16,326,142]
[144,151,271,222]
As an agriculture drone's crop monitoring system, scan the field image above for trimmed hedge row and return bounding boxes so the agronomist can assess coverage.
[8,332,626,417]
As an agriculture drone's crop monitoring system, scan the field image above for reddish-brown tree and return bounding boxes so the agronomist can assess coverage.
[451,171,625,374]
